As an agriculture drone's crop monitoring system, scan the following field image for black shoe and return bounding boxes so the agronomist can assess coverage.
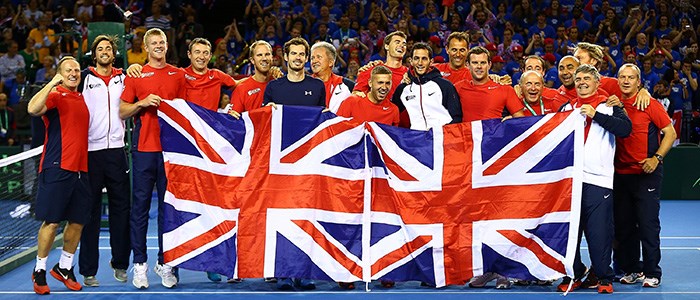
[33,269,50,295]
[50,264,82,291]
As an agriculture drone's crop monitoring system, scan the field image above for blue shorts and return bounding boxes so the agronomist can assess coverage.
[35,168,91,224]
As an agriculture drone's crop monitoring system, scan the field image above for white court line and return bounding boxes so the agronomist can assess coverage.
[2,291,700,295]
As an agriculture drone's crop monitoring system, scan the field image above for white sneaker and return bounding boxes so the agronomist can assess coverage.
[643,277,660,288]
[154,264,178,288]
[132,263,149,289]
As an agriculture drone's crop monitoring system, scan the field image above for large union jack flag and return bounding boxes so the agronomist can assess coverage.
[157,100,584,286]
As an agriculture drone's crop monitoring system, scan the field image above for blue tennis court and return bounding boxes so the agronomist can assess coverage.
[1,200,698,299]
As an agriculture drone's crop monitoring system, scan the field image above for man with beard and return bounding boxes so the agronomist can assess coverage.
[455,46,524,123]
[231,41,275,114]
[557,64,631,294]
[119,28,186,290]
[310,41,354,113]
[76,35,130,288]
[352,31,408,102]
[263,37,324,291]
[392,42,462,130]
[264,37,325,109]
[613,63,675,289]
[28,57,88,295]
[336,65,399,126]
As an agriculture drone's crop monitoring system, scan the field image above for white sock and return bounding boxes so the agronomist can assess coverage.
[58,251,74,269]
[35,256,47,272]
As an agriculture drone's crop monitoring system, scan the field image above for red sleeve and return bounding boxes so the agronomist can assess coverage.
[121,76,137,103]
[503,86,525,115]
[219,70,238,88]
[353,68,371,93]
[335,97,353,118]
[647,99,672,129]
[600,77,619,98]
[45,92,57,110]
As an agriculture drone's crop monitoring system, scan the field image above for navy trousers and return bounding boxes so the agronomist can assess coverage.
[571,183,615,281]
[613,168,663,279]
[79,148,131,276]
[130,151,167,264]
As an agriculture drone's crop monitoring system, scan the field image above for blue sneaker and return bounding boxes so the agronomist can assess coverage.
[206,272,222,282]
[296,278,316,290]
[277,278,294,290]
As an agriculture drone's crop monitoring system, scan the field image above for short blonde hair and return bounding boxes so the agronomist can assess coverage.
[143,28,167,46]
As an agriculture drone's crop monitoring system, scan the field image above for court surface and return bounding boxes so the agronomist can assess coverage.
[1,200,698,300]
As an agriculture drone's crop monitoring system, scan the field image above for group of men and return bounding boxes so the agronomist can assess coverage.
[27,26,675,295]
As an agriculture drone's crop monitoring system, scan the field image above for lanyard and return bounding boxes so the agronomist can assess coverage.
[523,97,544,116]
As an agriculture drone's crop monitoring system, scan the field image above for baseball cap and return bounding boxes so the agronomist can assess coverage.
[542,53,556,63]
[492,55,505,63]
[624,50,636,57]
[429,35,441,44]
[512,45,523,52]
[486,43,498,51]
[544,38,554,45]
[654,49,664,56]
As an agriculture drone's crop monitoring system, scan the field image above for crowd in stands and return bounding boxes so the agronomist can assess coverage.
[0,0,698,146]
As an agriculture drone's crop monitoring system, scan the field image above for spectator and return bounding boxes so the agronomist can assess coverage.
[3,68,30,106]
[27,15,56,62]
[0,41,26,81]
[176,13,204,65]
[12,7,31,50]
[23,0,43,27]
[127,37,147,66]
[359,20,386,62]
[19,37,39,82]
[464,0,497,43]
[529,11,556,39]
[35,55,55,84]
[633,32,650,57]
[0,92,15,146]
[651,49,670,79]
[641,56,661,91]
[490,55,507,76]
[658,34,682,70]
[332,15,359,50]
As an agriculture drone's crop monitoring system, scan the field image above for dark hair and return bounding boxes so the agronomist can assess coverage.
[188,37,212,52]
[411,42,433,58]
[90,35,118,62]
[467,46,491,62]
[446,32,468,47]
[383,31,407,50]
[283,37,310,57]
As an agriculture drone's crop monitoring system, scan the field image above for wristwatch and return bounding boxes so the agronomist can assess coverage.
[654,153,664,164]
